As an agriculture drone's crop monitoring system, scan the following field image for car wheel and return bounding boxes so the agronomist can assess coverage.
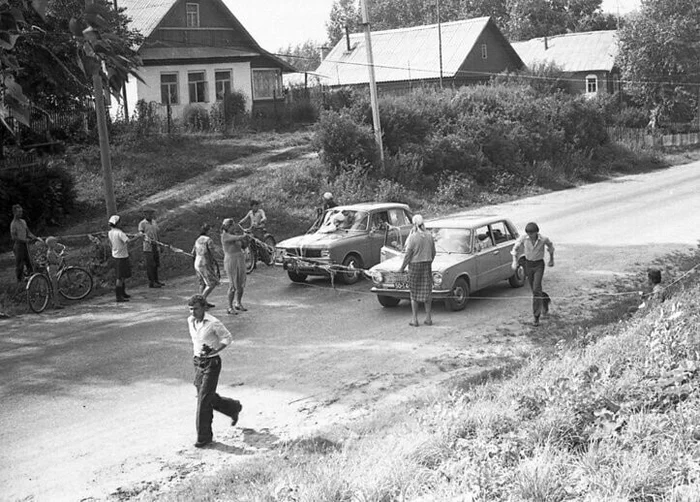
[377,295,400,308]
[340,254,363,285]
[287,270,307,283]
[446,277,469,311]
[509,259,526,288]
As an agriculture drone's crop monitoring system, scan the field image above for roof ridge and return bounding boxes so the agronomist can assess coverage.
[349,16,490,38]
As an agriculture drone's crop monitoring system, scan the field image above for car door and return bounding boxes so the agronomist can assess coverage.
[368,210,390,265]
[473,224,500,290]
[489,220,517,280]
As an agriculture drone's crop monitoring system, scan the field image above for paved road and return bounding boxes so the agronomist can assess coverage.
[1,162,699,501]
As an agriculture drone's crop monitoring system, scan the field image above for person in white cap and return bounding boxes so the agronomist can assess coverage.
[399,215,436,327]
[108,215,141,303]
[322,192,338,211]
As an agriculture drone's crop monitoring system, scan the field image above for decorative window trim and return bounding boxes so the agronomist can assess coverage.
[481,43,488,59]
[160,72,179,105]
[252,68,282,100]
[188,70,207,103]
[586,74,598,94]
[186,3,200,28]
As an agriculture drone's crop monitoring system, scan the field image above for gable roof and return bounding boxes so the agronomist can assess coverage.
[118,0,296,71]
[316,17,521,86]
[511,30,619,73]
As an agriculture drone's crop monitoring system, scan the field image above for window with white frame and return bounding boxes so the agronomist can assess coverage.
[160,73,179,104]
[188,71,207,103]
[481,43,488,59]
[186,3,200,28]
[586,74,598,94]
[252,69,282,100]
[215,70,232,100]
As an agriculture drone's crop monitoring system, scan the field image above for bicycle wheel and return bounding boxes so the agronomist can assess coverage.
[263,235,277,266]
[26,274,50,313]
[58,266,93,300]
[244,246,255,274]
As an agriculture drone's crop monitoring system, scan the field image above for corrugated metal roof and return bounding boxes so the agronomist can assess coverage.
[119,0,176,39]
[511,30,618,73]
[316,17,492,86]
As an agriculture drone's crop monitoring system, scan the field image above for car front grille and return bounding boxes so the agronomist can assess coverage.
[283,248,323,259]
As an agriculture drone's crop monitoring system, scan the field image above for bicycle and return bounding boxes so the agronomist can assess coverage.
[26,242,94,313]
[242,226,277,274]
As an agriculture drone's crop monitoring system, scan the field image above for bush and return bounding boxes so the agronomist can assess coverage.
[183,104,210,132]
[313,110,378,174]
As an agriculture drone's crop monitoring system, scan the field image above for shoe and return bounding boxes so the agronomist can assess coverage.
[156,281,166,286]
[149,283,162,288]
[226,308,238,315]
[533,316,540,327]
[231,401,243,426]
[194,438,213,448]
[116,297,129,303]
[206,302,215,309]
[234,304,247,312]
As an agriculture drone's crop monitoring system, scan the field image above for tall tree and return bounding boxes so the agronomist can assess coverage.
[504,0,605,40]
[326,0,360,46]
[278,40,322,72]
[617,0,700,126]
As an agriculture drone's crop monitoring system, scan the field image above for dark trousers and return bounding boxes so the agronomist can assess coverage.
[193,355,239,442]
[13,241,33,282]
[525,259,547,318]
[144,245,160,284]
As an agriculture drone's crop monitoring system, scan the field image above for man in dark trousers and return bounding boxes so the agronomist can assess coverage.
[187,294,242,448]
[10,204,39,283]
[511,222,555,326]
[138,206,165,288]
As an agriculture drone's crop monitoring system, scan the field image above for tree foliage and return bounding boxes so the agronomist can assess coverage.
[278,39,322,73]
[617,0,700,125]
[326,0,360,46]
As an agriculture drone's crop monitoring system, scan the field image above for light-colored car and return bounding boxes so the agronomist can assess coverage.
[368,215,526,310]
[276,202,414,284]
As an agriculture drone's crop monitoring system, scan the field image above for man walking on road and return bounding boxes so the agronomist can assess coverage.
[511,222,554,326]
[187,294,242,448]
[138,207,165,288]
[10,204,39,283]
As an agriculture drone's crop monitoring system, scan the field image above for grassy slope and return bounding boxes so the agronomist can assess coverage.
[156,248,700,502]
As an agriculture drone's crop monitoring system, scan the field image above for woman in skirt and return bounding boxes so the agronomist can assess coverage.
[191,223,219,308]
[398,215,436,327]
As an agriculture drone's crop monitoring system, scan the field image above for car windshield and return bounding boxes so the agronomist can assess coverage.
[429,227,472,254]
[318,209,369,232]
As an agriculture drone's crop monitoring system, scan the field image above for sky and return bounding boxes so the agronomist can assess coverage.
[224,0,642,53]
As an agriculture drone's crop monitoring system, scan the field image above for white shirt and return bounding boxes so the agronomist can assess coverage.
[108,228,129,258]
[187,313,233,357]
[138,218,159,252]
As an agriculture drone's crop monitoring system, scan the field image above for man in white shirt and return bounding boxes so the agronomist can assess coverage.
[108,214,140,303]
[239,199,267,240]
[511,222,555,326]
[187,294,242,448]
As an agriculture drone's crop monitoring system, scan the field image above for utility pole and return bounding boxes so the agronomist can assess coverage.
[85,0,117,216]
[437,0,443,89]
[361,0,384,166]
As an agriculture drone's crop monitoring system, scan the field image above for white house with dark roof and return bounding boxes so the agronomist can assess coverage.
[315,17,524,94]
[117,0,296,119]
[511,30,620,97]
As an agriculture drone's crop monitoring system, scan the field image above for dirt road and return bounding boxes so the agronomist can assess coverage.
[1,161,699,501]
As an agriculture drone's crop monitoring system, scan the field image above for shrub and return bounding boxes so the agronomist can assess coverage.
[183,104,210,132]
[288,99,318,123]
[313,110,378,174]
[435,172,477,205]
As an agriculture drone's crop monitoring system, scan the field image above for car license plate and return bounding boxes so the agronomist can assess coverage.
[394,281,408,289]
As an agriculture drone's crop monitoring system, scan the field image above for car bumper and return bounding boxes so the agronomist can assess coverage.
[278,256,334,276]
[370,286,452,298]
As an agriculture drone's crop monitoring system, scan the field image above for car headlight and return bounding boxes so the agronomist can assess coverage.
[432,272,443,287]
[371,270,384,284]
[320,249,330,258]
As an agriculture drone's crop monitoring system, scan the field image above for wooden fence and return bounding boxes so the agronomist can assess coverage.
[607,127,700,149]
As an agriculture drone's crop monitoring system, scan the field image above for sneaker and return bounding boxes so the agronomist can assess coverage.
[231,401,243,426]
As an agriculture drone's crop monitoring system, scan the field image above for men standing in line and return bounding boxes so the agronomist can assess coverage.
[10,204,39,283]
[138,207,165,289]
[108,215,141,303]
[511,222,555,326]
[399,214,436,327]
[186,294,242,448]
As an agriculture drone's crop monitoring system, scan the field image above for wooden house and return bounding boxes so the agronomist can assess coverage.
[315,17,524,94]
[117,0,296,119]
[511,31,620,97]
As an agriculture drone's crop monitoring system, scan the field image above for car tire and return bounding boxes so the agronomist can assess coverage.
[287,270,307,283]
[509,259,526,288]
[340,254,363,285]
[446,277,469,311]
[377,295,400,308]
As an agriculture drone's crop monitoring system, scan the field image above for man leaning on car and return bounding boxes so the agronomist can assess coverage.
[511,222,554,327]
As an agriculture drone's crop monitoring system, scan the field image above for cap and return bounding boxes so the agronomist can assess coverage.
[525,222,539,234]
[412,214,424,226]
[323,192,333,200]
[222,218,234,228]
[108,215,120,225]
